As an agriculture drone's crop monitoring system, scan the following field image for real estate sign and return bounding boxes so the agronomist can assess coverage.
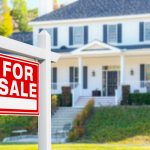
[0,53,39,115]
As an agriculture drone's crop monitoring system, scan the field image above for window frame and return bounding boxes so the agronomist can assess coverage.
[47,28,54,46]
[107,24,118,43]
[72,26,84,45]
[145,64,150,81]
[144,22,150,41]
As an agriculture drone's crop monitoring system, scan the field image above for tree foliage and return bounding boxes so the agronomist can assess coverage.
[0,0,13,37]
[12,0,31,32]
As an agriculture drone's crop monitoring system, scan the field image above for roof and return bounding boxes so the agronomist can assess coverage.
[10,32,33,45]
[33,0,150,22]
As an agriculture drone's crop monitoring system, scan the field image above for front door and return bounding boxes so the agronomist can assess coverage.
[107,71,118,96]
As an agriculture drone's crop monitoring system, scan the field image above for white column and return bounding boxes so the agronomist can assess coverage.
[120,54,126,85]
[78,57,83,96]
[37,31,51,150]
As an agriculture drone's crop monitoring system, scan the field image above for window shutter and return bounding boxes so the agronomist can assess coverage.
[118,24,122,43]
[140,64,145,87]
[103,25,107,43]
[39,28,43,33]
[139,22,144,42]
[69,67,74,83]
[84,26,88,44]
[69,27,73,45]
[52,67,57,83]
[53,28,58,46]
[83,66,88,89]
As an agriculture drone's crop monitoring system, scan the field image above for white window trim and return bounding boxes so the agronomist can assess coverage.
[107,24,118,44]
[73,26,84,46]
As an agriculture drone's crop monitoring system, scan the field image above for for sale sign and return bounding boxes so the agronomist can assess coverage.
[0,53,39,115]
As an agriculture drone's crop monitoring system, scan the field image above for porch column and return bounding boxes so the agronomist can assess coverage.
[78,57,83,96]
[120,53,126,85]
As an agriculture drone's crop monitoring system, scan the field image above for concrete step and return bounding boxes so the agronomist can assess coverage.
[51,107,82,143]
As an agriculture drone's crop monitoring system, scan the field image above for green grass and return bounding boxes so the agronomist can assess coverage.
[81,106,150,143]
[0,144,150,150]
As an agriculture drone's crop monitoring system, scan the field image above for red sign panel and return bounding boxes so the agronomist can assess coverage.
[0,53,39,115]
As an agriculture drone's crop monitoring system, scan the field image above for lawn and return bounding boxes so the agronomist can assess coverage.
[0,144,150,150]
[81,106,150,143]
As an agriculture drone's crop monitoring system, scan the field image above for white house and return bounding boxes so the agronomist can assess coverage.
[29,0,150,107]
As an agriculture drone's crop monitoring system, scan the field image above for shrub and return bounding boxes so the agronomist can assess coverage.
[129,93,150,105]
[51,95,58,114]
[68,99,95,141]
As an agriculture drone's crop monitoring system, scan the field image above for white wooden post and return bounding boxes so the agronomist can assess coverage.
[78,57,83,96]
[120,54,126,85]
[37,31,51,150]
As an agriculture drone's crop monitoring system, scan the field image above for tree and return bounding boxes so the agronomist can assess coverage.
[12,0,31,32]
[0,0,13,37]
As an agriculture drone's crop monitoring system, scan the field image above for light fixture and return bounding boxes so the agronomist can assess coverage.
[130,69,134,76]
[92,71,96,77]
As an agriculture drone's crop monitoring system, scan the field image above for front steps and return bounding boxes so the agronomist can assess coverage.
[51,107,82,143]
[74,96,116,107]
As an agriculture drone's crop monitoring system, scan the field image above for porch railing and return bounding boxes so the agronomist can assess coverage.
[125,81,150,94]
[51,82,78,94]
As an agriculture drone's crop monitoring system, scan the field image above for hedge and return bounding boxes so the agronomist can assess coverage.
[129,93,150,105]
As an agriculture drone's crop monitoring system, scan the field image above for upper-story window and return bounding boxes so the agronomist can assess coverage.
[47,28,54,45]
[69,26,88,46]
[107,25,117,43]
[144,22,150,41]
[73,27,84,45]
[103,24,122,44]
[39,28,58,47]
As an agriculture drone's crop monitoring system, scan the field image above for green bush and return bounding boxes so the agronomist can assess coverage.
[68,99,95,141]
[52,94,72,107]
[129,93,150,105]
[51,95,58,114]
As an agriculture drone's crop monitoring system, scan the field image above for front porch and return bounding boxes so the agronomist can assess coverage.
[51,41,150,107]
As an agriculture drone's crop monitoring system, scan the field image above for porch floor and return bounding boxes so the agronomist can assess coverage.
[74,96,116,108]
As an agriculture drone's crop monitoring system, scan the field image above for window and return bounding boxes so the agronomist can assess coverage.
[47,28,54,46]
[70,67,78,88]
[145,65,150,81]
[144,22,150,41]
[107,25,117,43]
[73,27,84,45]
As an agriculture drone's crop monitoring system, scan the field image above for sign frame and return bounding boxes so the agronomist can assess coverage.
[0,31,60,150]
[0,53,39,116]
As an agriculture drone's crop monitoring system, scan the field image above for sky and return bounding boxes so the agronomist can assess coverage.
[8,0,76,9]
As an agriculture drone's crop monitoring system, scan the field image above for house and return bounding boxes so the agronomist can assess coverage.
[28,0,150,107]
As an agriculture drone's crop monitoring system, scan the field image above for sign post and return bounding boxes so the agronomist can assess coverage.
[0,31,60,150]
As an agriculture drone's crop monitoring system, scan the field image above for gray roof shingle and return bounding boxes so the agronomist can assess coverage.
[33,0,150,22]
[10,32,33,45]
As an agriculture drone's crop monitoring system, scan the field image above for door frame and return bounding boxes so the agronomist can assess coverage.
[102,66,120,97]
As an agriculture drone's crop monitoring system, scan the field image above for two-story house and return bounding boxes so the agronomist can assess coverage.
[29,0,150,107]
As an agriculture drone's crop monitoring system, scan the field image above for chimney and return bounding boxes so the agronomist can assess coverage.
[54,0,60,10]
[38,0,54,16]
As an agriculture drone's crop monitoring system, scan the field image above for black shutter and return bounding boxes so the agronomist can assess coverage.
[140,64,145,87]
[53,28,58,46]
[103,25,107,43]
[39,28,43,33]
[139,22,144,42]
[69,27,73,45]
[83,66,88,89]
[69,67,74,83]
[84,26,88,44]
[52,67,57,83]
[118,24,122,43]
